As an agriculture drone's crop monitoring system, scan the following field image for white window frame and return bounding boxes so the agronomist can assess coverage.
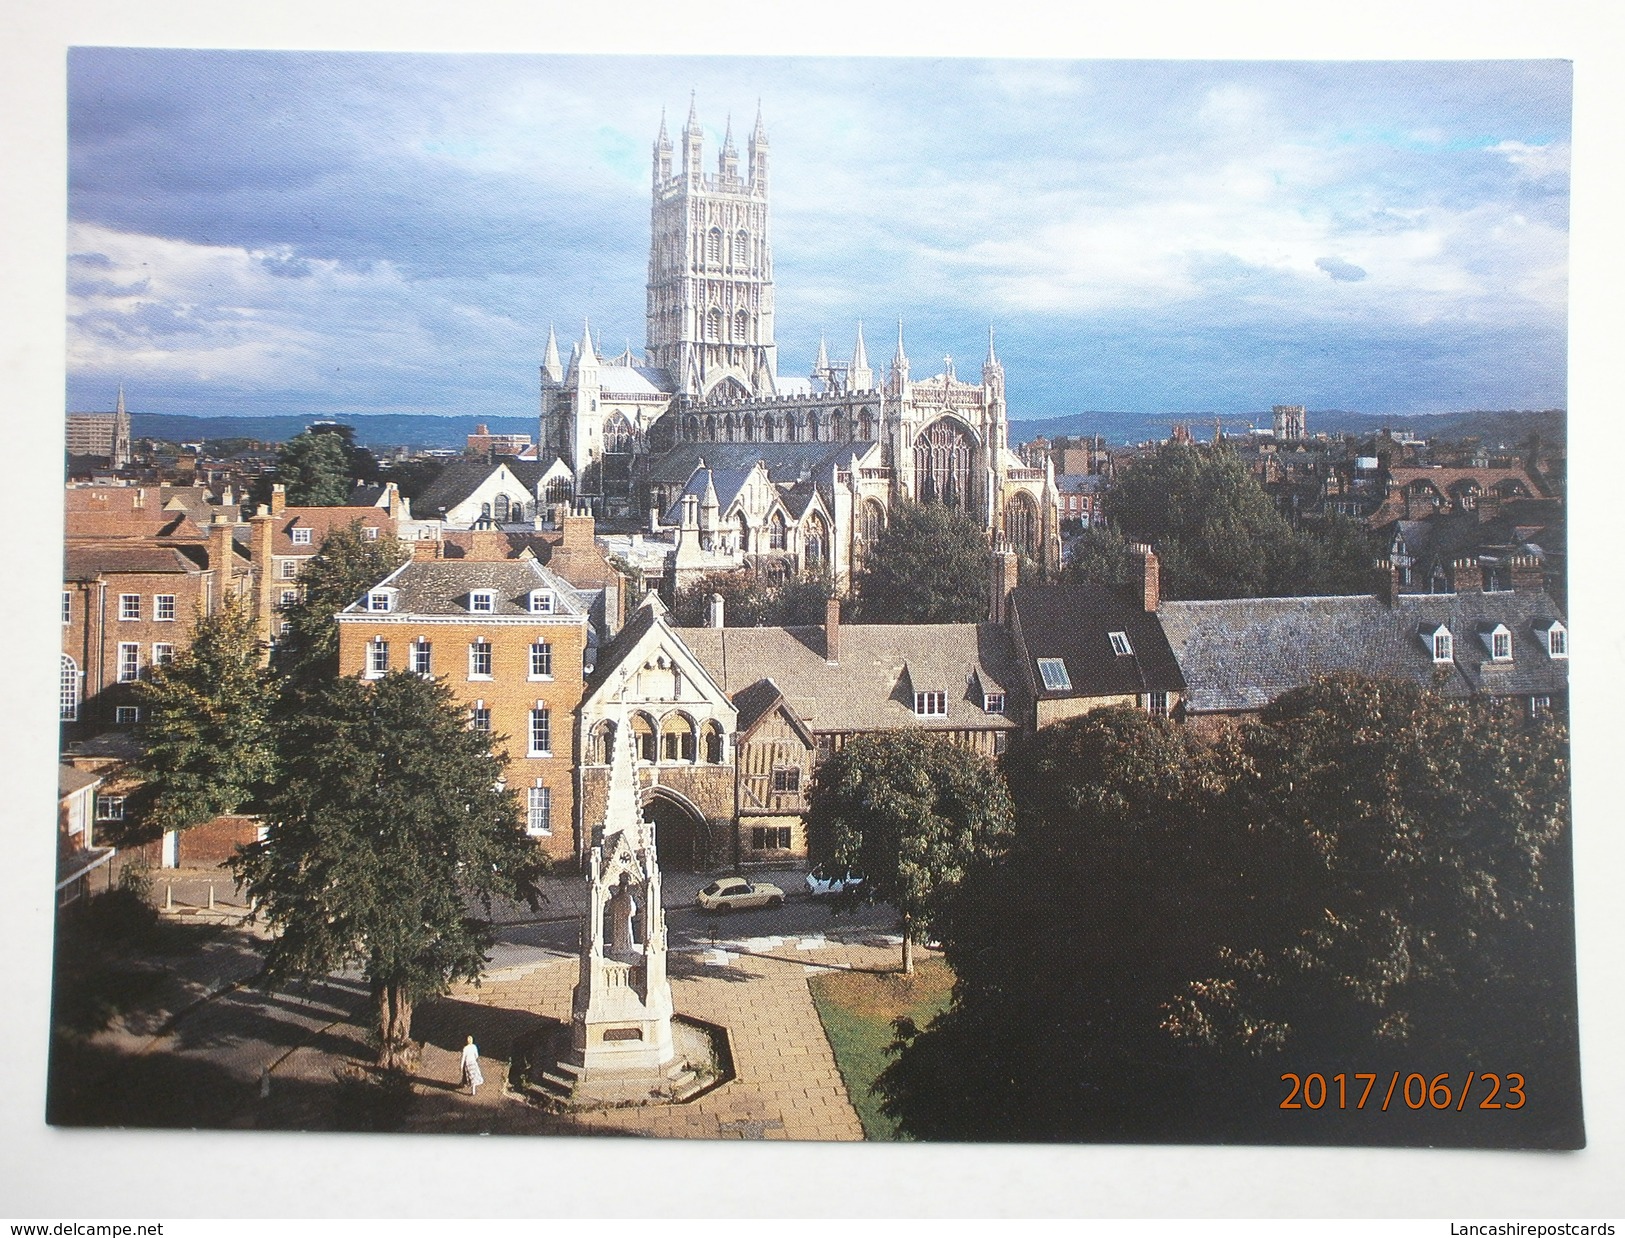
[290,527,313,545]
[155,594,176,622]
[96,794,126,822]
[410,638,433,676]
[1545,623,1568,659]
[526,785,552,837]
[529,641,553,680]
[529,705,551,756]
[119,593,141,621]
[280,559,299,580]
[117,642,141,683]
[528,589,555,615]
[152,643,175,667]
[115,705,141,725]
[983,692,1006,714]
[471,702,491,733]
[60,654,79,721]
[1530,695,1552,718]
[1492,630,1512,662]
[366,637,389,678]
[469,590,495,614]
[1428,628,1453,664]
[364,526,380,540]
[280,589,299,608]
[468,639,493,679]
[367,590,394,613]
[1037,658,1072,691]
[913,690,947,718]
[62,591,71,625]
[1108,631,1134,657]
[1145,691,1170,718]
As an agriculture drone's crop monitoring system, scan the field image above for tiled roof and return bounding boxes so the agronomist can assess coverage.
[274,507,393,554]
[58,764,101,798]
[678,622,1023,733]
[65,543,204,578]
[646,441,870,487]
[1158,590,1567,713]
[660,467,757,525]
[415,461,514,515]
[1009,584,1185,700]
[342,557,587,618]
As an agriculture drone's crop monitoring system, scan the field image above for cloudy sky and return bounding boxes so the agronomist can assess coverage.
[66,52,1571,422]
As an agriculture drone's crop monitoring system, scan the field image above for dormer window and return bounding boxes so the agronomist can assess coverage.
[983,692,1006,714]
[367,589,396,613]
[1479,623,1513,662]
[364,526,379,540]
[1108,631,1134,657]
[1037,658,1072,691]
[1537,620,1568,659]
[1421,623,1453,664]
[469,589,495,614]
[528,589,555,615]
[291,527,312,545]
[914,690,947,718]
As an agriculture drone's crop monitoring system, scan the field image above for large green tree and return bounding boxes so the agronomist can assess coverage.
[273,521,408,694]
[126,594,280,836]
[274,430,352,506]
[1085,442,1373,599]
[231,672,548,1069]
[879,683,1577,1145]
[853,501,991,624]
[805,732,1014,972]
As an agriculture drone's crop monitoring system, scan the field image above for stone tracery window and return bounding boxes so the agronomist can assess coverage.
[1005,492,1038,554]
[915,417,974,510]
[860,499,886,544]
[603,413,634,454]
[707,228,722,266]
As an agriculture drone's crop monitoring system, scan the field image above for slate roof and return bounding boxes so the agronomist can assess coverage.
[660,466,757,525]
[1158,590,1568,713]
[504,457,570,490]
[415,461,515,515]
[678,622,1023,733]
[342,558,588,618]
[58,764,101,798]
[1009,583,1185,701]
[592,365,672,397]
[646,440,870,488]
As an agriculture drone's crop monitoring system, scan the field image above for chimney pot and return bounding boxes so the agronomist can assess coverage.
[269,484,286,515]
[825,595,841,664]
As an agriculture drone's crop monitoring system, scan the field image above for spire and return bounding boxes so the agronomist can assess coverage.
[542,323,563,381]
[851,322,869,371]
[579,319,598,367]
[656,107,670,149]
[653,107,673,182]
[850,321,873,390]
[747,98,769,190]
[813,332,830,374]
[985,325,999,368]
[892,318,908,368]
[719,113,739,178]
[751,99,767,144]
[686,91,700,133]
[722,115,736,154]
[682,92,703,180]
[115,384,126,416]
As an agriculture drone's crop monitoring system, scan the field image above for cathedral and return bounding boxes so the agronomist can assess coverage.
[539,99,1060,587]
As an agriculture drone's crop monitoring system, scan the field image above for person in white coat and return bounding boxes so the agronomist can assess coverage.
[460,1035,484,1096]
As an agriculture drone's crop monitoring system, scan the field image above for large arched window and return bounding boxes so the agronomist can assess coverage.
[660,712,697,763]
[805,514,828,566]
[1005,492,1039,554]
[706,307,723,342]
[603,413,634,454]
[768,512,789,551]
[60,654,79,722]
[860,499,886,545]
[858,408,876,441]
[706,228,723,266]
[493,493,511,523]
[915,418,975,510]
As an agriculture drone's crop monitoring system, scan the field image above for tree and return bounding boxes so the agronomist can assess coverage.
[231,672,548,1069]
[853,501,990,624]
[126,594,280,836]
[274,430,352,506]
[671,568,831,628]
[1063,524,1141,596]
[1093,441,1374,600]
[805,732,1014,972]
[273,522,408,694]
[876,706,1257,1139]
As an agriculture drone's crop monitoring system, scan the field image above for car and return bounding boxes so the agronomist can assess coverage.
[696,876,785,912]
[804,866,865,898]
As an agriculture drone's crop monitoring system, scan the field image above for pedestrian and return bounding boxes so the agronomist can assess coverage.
[461,1035,484,1097]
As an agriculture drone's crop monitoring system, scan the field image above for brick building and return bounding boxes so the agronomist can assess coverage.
[335,534,592,863]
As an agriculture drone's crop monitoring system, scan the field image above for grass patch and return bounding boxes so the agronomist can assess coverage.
[808,957,953,1140]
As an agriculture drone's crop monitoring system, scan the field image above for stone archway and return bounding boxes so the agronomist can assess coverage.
[643,788,707,872]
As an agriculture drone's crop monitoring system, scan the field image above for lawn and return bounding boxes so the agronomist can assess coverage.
[807,957,954,1140]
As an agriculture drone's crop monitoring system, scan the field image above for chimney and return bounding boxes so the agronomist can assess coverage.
[603,572,625,639]
[475,423,489,436]
[1373,558,1400,607]
[383,481,400,517]
[1508,553,1545,593]
[824,596,840,664]
[467,528,506,562]
[988,551,1019,624]
[562,509,595,553]
[412,537,443,562]
[250,505,276,653]
[708,592,726,629]
[1132,543,1160,612]
[270,483,286,515]
[207,512,238,601]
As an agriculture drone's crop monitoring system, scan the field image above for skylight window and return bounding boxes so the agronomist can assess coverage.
[1108,631,1133,657]
[1038,658,1071,691]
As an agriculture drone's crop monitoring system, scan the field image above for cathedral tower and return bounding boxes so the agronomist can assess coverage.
[646,99,778,401]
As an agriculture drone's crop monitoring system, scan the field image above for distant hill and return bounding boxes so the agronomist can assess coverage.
[128,408,1566,454]
[1009,409,1566,450]
[131,413,535,451]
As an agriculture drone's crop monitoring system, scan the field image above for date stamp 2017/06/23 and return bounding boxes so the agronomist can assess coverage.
[1281,1072,1527,1113]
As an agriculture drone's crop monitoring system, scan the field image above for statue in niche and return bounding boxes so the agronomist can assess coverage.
[608,874,639,953]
